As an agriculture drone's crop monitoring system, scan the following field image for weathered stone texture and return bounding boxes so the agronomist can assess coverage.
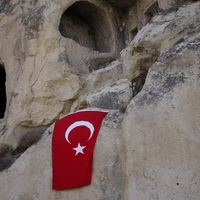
[123,43,200,199]
[0,0,200,199]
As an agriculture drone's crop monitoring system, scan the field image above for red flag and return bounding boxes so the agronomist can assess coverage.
[52,110,108,190]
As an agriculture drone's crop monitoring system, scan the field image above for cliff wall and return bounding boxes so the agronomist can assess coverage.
[0,1,200,199]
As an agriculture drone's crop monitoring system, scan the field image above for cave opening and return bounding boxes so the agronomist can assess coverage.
[59,1,112,53]
[130,27,138,41]
[0,65,6,119]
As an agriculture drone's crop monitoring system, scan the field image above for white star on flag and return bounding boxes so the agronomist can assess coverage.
[73,143,86,156]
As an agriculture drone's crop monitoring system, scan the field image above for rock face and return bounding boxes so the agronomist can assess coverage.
[0,0,200,199]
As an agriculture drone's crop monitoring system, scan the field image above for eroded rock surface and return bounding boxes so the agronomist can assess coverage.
[0,0,200,199]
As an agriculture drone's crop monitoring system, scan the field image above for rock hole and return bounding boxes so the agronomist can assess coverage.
[130,45,159,98]
[130,27,138,41]
[0,65,6,119]
[144,1,160,23]
[59,1,113,53]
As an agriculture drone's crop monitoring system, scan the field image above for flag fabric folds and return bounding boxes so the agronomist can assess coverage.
[52,110,108,190]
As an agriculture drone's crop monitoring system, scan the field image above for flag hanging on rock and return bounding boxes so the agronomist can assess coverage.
[52,109,108,190]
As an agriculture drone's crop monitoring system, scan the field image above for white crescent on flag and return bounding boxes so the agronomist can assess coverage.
[65,121,95,144]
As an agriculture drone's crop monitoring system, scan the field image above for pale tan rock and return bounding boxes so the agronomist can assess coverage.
[122,34,200,200]
[86,79,132,110]
[0,1,200,200]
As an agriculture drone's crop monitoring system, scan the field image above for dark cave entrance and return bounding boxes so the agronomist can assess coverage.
[130,27,138,41]
[0,65,6,119]
[59,1,112,53]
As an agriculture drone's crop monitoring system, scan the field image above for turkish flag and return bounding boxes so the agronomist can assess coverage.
[52,110,108,190]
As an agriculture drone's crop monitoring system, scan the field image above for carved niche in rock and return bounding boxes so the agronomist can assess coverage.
[59,0,126,73]
[59,1,113,53]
